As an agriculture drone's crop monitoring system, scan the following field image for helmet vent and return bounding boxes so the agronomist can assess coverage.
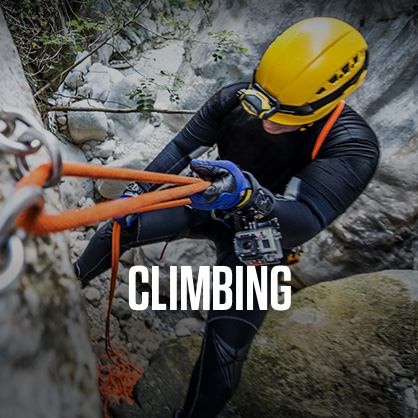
[329,74,338,84]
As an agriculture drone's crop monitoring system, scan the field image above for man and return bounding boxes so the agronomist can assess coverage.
[75,17,379,418]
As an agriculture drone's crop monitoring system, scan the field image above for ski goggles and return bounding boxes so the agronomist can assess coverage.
[238,82,315,119]
[239,52,368,120]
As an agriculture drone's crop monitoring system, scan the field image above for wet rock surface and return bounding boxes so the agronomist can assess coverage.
[135,270,417,418]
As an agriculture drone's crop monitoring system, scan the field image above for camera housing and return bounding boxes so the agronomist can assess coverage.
[233,218,283,265]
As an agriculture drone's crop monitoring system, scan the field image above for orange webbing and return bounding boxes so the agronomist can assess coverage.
[14,162,211,235]
[311,100,345,160]
[97,222,143,418]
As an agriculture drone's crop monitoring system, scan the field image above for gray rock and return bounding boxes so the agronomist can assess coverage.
[84,287,101,307]
[67,99,108,143]
[95,155,149,199]
[105,73,147,141]
[135,270,417,418]
[107,118,115,136]
[175,317,205,335]
[175,326,191,337]
[64,70,85,90]
[70,240,89,259]
[57,138,94,210]
[111,298,132,320]
[64,52,92,90]
[92,139,116,159]
[0,10,101,418]
[56,115,67,125]
[115,283,130,301]
[83,62,124,101]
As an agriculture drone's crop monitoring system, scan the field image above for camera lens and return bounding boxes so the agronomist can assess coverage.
[243,241,253,250]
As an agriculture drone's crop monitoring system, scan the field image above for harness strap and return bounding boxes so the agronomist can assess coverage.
[311,100,345,160]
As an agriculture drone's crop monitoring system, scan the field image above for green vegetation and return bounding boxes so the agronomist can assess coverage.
[208,30,248,62]
[3,0,247,117]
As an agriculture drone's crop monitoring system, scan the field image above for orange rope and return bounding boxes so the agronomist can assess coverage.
[97,222,144,418]
[12,162,211,417]
[311,100,345,160]
[14,162,210,234]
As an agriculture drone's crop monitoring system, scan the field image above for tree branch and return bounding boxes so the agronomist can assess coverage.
[45,106,197,115]
[33,0,152,99]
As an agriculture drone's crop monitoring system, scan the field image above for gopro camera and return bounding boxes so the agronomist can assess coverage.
[233,218,284,265]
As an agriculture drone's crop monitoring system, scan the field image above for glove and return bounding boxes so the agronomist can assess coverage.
[114,182,146,227]
[189,160,251,210]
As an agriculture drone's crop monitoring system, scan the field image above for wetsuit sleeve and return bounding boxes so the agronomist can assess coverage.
[141,81,247,191]
[264,120,380,249]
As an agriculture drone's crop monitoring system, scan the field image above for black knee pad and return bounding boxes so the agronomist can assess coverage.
[210,327,252,392]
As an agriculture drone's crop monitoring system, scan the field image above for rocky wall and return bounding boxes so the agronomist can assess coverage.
[0,9,102,418]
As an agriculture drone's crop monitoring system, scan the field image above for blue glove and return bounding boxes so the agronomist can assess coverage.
[114,182,146,227]
[189,160,251,210]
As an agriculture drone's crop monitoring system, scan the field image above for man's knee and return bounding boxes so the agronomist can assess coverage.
[206,318,256,392]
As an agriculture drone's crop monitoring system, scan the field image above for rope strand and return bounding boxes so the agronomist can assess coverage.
[13,163,211,418]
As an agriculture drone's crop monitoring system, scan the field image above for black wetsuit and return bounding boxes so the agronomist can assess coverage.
[75,81,379,418]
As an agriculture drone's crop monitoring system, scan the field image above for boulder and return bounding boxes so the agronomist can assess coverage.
[95,155,150,199]
[67,99,108,143]
[134,270,417,418]
[83,62,124,101]
[235,269,418,418]
[105,73,147,141]
[57,138,95,209]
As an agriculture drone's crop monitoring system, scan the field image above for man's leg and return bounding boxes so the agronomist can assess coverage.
[180,249,270,418]
[74,206,213,285]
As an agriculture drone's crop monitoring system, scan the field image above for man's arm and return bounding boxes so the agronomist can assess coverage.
[247,132,380,249]
[140,81,248,191]
[189,113,380,250]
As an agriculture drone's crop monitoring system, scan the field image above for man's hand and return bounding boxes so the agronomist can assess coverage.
[114,182,146,227]
[189,160,251,210]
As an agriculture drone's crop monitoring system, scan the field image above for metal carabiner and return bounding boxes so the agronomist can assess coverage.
[16,127,63,188]
[0,235,25,294]
[0,111,42,155]
[0,186,44,294]
[0,107,63,188]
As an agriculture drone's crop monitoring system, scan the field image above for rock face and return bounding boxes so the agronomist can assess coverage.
[236,269,418,418]
[136,270,418,418]
[0,10,101,418]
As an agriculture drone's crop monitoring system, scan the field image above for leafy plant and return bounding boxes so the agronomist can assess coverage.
[127,80,156,117]
[2,0,109,98]
[127,70,185,116]
[208,30,248,61]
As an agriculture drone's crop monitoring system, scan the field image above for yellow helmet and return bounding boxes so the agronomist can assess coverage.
[239,17,368,125]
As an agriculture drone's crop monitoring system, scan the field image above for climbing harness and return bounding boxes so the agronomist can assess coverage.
[311,100,345,160]
[0,108,210,418]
